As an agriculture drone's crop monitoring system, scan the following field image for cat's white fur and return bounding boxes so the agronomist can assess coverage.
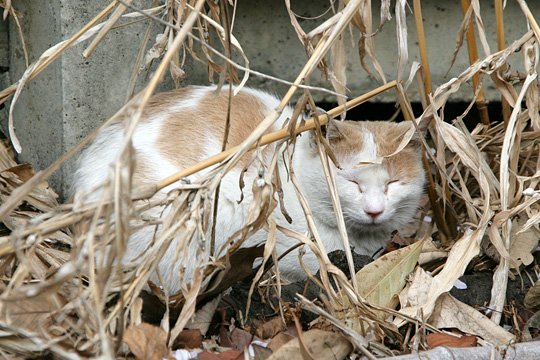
[73,86,425,292]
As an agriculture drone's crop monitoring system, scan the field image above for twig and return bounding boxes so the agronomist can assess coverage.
[298,295,386,359]
[516,0,540,41]
[412,0,432,95]
[460,0,490,127]
[495,0,511,125]
[83,0,133,58]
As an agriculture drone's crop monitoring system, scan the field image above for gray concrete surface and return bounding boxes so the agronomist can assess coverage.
[1,0,538,196]
[385,341,540,360]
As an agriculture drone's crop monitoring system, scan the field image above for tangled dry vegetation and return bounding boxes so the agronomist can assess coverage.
[1,0,540,359]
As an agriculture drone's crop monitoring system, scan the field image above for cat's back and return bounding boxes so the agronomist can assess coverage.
[73,86,288,197]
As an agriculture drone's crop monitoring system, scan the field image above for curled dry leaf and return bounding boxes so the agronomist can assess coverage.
[0,293,64,339]
[173,329,203,350]
[255,317,287,340]
[524,281,540,311]
[426,333,478,349]
[267,329,352,360]
[418,238,447,260]
[397,228,482,326]
[509,216,540,269]
[123,323,168,360]
[354,240,424,309]
[198,350,243,360]
[429,293,514,345]
[186,295,221,336]
[268,332,295,352]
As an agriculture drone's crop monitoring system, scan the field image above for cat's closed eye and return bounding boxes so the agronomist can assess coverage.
[348,179,366,192]
[385,179,400,193]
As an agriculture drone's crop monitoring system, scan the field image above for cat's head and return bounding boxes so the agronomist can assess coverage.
[310,120,426,234]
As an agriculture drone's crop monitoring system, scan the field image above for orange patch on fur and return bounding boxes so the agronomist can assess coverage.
[126,87,281,186]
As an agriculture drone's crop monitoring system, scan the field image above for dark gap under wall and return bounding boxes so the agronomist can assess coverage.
[318,101,505,130]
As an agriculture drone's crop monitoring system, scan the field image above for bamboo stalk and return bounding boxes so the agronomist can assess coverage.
[460,0,490,127]
[135,80,398,197]
[412,0,432,95]
[495,0,511,125]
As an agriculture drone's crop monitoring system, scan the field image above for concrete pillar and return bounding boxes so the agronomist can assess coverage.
[5,0,160,197]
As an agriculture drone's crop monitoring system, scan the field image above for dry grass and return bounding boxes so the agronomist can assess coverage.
[0,0,539,358]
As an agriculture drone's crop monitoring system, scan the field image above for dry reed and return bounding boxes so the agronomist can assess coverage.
[0,0,539,358]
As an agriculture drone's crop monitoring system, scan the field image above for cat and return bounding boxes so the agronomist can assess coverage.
[73,85,426,292]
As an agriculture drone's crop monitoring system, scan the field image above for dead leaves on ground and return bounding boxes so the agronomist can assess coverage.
[124,323,169,360]
[267,329,352,360]
[2,1,540,358]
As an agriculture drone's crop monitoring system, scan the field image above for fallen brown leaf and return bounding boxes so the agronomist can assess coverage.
[397,229,483,327]
[198,350,243,360]
[229,327,253,351]
[509,216,540,269]
[525,280,540,311]
[267,329,352,360]
[429,293,514,345]
[255,317,286,339]
[267,332,294,352]
[197,245,264,304]
[123,323,168,360]
[173,329,203,349]
[427,333,478,348]
[252,344,273,360]
[1,293,64,339]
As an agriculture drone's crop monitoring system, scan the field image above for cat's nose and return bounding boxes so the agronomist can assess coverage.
[366,210,383,219]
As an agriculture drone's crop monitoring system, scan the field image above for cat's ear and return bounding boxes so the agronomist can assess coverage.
[396,120,426,149]
[324,119,346,142]
[307,119,345,153]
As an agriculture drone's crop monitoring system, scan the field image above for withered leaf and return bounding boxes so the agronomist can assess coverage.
[267,332,294,352]
[524,280,540,311]
[229,327,253,351]
[427,333,478,348]
[198,350,243,360]
[198,245,264,304]
[267,329,351,360]
[255,317,286,340]
[429,293,514,345]
[123,323,168,360]
[173,329,203,350]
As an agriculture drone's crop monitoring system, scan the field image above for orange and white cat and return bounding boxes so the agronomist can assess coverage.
[73,86,425,292]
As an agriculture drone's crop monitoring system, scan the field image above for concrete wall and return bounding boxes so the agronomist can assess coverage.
[1,0,537,197]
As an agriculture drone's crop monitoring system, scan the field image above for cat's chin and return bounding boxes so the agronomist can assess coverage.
[348,220,393,233]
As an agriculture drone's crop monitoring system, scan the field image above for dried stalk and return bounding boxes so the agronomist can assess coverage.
[412,0,432,95]
[494,0,511,125]
[82,0,133,58]
[460,0,490,127]
[1,1,540,358]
